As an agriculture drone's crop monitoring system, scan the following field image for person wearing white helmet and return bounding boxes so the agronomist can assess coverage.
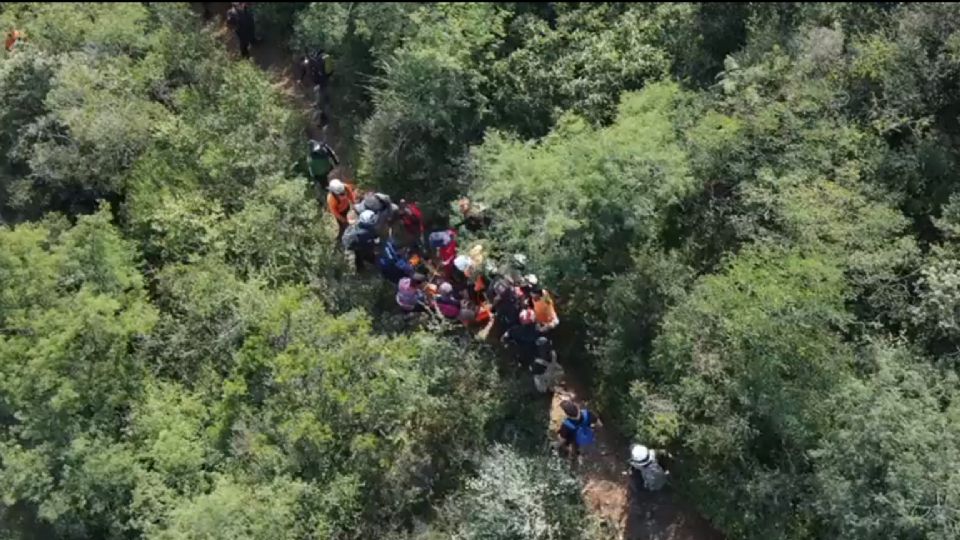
[306,139,339,182]
[627,443,668,492]
[326,178,356,246]
[358,209,377,228]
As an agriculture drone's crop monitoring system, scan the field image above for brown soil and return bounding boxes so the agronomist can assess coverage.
[196,4,724,539]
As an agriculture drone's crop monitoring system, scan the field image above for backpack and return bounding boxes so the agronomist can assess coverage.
[562,410,595,447]
[321,52,334,76]
[362,192,388,213]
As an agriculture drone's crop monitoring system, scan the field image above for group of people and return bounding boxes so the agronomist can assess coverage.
[312,139,667,492]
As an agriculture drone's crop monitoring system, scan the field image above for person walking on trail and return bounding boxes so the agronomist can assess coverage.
[307,139,339,185]
[531,336,564,394]
[556,400,599,464]
[299,49,334,125]
[627,443,668,493]
[355,191,398,237]
[226,2,257,59]
[342,210,378,272]
[326,179,356,247]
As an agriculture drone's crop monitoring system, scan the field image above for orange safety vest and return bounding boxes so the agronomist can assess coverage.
[533,291,559,327]
[5,30,23,52]
[326,183,356,221]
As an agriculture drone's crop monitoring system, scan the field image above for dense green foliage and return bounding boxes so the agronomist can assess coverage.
[5,2,960,539]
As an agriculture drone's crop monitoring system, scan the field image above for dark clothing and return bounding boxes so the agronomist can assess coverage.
[227,5,256,58]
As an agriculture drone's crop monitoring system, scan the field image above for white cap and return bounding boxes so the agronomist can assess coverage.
[359,209,376,225]
[439,282,453,294]
[328,179,345,195]
[630,444,653,467]
[524,274,538,286]
[454,255,472,272]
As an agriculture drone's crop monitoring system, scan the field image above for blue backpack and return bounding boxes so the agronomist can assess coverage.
[562,410,595,447]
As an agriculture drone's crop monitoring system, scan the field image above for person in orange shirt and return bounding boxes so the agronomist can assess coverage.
[526,275,560,332]
[5,29,24,52]
[326,178,356,246]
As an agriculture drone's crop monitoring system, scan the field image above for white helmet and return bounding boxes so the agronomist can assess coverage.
[328,179,345,195]
[524,274,539,286]
[454,255,472,273]
[629,444,653,467]
[439,282,454,294]
[359,209,376,226]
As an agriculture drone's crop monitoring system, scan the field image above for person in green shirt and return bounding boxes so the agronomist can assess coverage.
[306,139,339,186]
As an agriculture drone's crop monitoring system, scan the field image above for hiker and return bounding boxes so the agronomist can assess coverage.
[428,228,458,277]
[299,49,334,117]
[342,210,379,272]
[226,2,256,58]
[307,139,339,185]
[531,336,563,393]
[5,29,24,52]
[501,308,540,363]
[396,199,425,247]
[456,197,492,232]
[490,276,521,330]
[556,400,599,463]
[326,179,356,246]
[378,239,415,285]
[396,276,426,313]
[628,443,668,492]
[527,276,560,333]
[435,282,462,320]
[355,191,398,237]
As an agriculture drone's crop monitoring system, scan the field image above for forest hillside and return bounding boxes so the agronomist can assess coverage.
[2,3,960,540]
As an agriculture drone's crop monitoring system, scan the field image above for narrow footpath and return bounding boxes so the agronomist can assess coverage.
[197,4,723,538]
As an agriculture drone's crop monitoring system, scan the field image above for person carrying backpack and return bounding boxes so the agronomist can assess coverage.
[396,199,425,247]
[342,210,378,272]
[307,139,339,184]
[556,400,600,464]
[396,277,426,313]
[299,49,334,126]
[378,239,415,285]
[435,282,462,320]
[326,179,356,247]
[627,443,669,493]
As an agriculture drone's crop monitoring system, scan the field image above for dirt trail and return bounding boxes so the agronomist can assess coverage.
[197,4,723,539]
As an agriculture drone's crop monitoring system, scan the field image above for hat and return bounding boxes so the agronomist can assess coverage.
[519,308,536,325]
[439,282,453,294]
[359,209,376,226]
[328,179,345,195]
[524,274,539,286]
[630,444,653,467]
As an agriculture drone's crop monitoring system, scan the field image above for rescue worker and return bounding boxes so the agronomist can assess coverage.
[526,276,560,333]
[627,443,668,492]
[556,400,599,464]
[326,179,356,247]
[427,228,458,277]
[355,191,398,237]
[5,29,24,52]
[531,336,563,393]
